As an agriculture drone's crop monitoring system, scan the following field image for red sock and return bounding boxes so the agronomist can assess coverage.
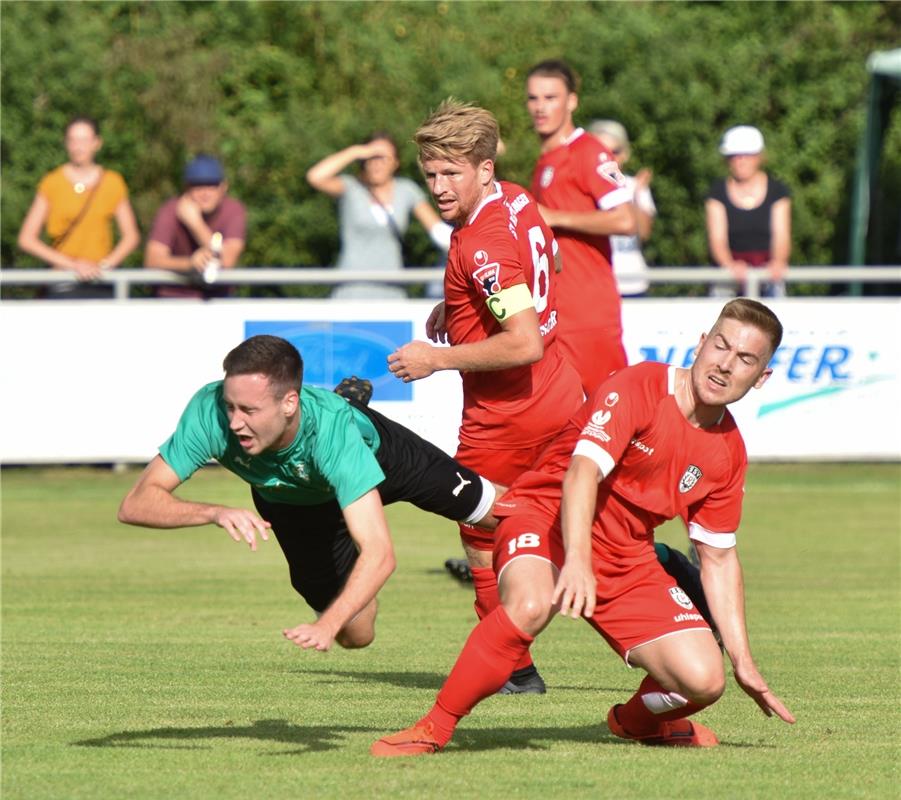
[615,675,707,736]
[471,566,535,672]
[420,606,534,746]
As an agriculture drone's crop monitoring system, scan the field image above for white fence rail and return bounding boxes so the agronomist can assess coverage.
[2,265,900,301]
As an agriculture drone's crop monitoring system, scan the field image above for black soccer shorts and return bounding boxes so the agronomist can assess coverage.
[252,400,492,613]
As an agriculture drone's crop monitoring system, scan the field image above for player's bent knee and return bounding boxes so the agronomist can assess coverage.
[503,594,554,636]
[676,665,726,706]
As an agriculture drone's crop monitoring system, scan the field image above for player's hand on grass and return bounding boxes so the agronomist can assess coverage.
[283,620,335,652]
[387,341,436,382]
[213,507,271,551]
[733,660,796,724]
[426,301,448,344]
[552,558,596,619]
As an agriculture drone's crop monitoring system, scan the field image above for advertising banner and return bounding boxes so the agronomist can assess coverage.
[2,298,898,463]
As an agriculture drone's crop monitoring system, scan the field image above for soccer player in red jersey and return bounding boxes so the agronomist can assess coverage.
[373,299,795,755]
[388,100,584,693]
[527,59,637,395]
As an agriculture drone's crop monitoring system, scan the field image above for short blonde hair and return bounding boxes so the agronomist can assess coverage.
[414,99,499,167]
[716,298,783,355]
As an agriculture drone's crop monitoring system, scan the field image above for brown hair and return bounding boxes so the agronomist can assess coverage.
[414,99,499,167]
[526,59,580,94]
[716,298,783,355]
[222,335,303,398]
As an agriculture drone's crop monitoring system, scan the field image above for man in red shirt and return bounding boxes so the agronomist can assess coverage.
[388,100,583,693]
[527,60,636,394]
[374,299,795,755]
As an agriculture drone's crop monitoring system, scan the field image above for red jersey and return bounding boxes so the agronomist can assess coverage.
[531,129,632,386]
[497,361,748,564]
[444,180,582,450]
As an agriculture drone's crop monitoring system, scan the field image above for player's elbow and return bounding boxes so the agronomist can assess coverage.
[117,491,143,525]
[519,332,544,365]
[381,548,397,580]
[117,496,135,525]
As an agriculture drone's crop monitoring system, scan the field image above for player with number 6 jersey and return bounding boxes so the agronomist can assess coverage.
[442,178,580,451]
[388,100,583,695]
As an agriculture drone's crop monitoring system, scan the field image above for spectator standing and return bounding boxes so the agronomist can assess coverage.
[306,133,452,300]
[17,116,140,299]
[145,155,246,299]
[705,126,791,298]
[526,60,636,395]
[588,120,656,298]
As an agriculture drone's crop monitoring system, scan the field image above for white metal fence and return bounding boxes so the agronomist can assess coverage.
[2,265,900,301]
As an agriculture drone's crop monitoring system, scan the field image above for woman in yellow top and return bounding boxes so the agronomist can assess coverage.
[17,116,140,297]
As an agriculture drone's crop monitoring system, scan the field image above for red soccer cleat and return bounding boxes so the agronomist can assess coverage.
[607,704,719,748]
[370,721,443,757]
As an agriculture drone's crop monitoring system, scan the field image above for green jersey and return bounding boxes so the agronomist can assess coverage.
[160,382,384,508]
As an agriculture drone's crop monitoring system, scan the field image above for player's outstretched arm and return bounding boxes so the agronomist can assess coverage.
[118,455,270,550]
[283,489,396,652]
[695,540,795,724]
[389,305,543,383]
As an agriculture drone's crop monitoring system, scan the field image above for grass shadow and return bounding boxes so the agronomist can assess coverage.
[297,668,447,690]
[451,725,772,753]
[73,718,374,754]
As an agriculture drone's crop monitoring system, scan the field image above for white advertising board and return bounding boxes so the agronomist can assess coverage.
[1,297,899,463]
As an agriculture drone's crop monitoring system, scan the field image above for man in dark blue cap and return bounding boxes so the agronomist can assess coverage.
[145,154,247,297]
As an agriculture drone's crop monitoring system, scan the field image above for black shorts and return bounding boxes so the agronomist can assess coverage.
[252,400,487,613]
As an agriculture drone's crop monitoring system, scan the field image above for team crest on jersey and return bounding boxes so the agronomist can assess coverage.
[596,155,626,187]
[293,461,310,481]
[669,586,694,610]
[539,165,555,188]
[678,465,703,493]
[473,262,502,296]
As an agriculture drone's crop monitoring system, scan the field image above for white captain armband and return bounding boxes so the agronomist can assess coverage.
[485,283,534,322]
[688,522,737,549]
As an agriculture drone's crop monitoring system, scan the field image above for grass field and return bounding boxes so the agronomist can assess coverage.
[2,464,899,799]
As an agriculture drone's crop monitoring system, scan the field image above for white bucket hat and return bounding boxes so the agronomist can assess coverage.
[719,125,765,156]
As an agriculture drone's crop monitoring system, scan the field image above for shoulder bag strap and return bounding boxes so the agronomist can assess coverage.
[51,169,105,250]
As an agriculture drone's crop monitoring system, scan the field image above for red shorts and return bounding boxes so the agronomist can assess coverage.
[494,511,710,662]
[455,439,552,550]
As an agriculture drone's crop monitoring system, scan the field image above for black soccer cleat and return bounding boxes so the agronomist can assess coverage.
[334,376,373,406]
[444,557,473,583]
[497,664,547,695]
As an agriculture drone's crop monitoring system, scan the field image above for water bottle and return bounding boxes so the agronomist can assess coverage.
[204,232,223,284]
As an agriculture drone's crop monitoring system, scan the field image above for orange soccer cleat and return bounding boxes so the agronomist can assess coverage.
[607,704,719,748]
[370,721,443,758]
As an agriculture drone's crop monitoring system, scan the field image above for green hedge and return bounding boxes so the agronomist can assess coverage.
[2,0,898,279]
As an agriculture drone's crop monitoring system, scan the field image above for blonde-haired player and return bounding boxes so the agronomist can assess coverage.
[388,100,583,693]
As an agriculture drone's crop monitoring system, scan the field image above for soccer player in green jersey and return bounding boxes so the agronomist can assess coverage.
[119,335,497,652]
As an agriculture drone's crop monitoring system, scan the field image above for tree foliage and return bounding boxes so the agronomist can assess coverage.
[2,0,898,275]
